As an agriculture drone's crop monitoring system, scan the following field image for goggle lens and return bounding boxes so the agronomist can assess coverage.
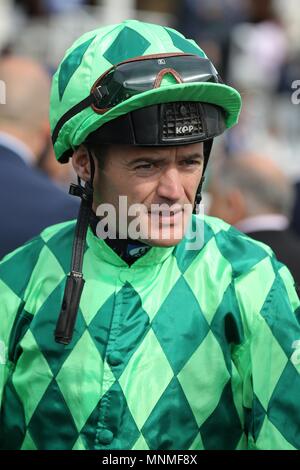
[92,54,220,112]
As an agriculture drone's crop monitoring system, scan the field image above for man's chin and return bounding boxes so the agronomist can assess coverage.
[138,218,189,247]
[140,231,185,248]
[145,238,183,247]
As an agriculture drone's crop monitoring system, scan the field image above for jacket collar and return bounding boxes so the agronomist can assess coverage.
[86,226,175,267]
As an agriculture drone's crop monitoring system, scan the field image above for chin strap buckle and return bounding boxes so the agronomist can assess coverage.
[69,181,93,202]
[69,183,83,198]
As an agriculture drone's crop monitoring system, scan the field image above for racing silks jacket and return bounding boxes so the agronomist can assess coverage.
[0,215,299,450]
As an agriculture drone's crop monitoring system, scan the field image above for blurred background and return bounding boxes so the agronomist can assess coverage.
[0,0,300,280]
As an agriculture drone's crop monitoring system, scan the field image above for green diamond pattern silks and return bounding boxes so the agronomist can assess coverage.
[0,215,300,450]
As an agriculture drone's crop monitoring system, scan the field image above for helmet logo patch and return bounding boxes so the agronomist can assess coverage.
[176,125,194,135]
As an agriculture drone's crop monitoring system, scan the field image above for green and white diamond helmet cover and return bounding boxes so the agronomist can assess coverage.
[50,19,242,163]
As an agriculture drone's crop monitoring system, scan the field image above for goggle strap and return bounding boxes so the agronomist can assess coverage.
[52,94,94,146]
[52,86,111,146]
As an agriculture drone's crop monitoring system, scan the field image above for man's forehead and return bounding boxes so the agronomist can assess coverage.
[118,142,204,160]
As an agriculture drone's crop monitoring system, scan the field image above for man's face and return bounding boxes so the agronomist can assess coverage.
[92,142,204,247]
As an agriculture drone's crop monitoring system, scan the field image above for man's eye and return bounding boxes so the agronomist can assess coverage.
[135,163,154,170]
[182,159,201,166]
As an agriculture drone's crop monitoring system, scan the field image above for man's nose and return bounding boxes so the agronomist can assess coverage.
[156,167,184,201]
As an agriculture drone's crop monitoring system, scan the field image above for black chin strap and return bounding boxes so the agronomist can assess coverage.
[194,175,205,213]
[193,139,213,213]
[55,150,95,344]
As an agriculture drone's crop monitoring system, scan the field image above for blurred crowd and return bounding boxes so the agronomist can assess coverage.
[0,0,299,285]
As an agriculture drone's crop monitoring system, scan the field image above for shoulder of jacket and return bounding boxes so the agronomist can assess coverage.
[0,220,76,295]
[203,215,276,277]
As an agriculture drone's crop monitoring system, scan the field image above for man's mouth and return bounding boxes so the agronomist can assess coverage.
[148,208,184,224]
[150,209,182,216]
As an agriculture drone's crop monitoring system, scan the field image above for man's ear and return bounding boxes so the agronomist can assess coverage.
[72,145,91,182]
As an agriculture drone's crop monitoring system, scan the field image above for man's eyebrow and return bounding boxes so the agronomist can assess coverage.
[127,155,165,165]
[127,152,204,166]
[180,153,204,160]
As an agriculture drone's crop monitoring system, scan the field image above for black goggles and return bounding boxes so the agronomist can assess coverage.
[91,53,221,112]
[52,53,222,146]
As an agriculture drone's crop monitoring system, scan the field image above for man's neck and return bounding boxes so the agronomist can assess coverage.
[89,211,151,265]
